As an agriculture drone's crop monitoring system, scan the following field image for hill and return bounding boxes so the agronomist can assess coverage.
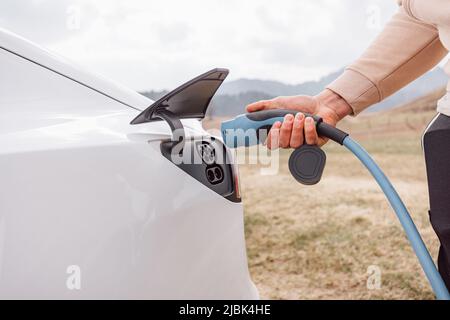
[141,68,447,118]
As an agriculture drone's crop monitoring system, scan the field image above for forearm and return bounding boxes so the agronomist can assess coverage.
[327,5,448,115]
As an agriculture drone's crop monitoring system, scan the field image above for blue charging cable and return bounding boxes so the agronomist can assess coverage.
[343,137,450,300]
[221,110,450,300]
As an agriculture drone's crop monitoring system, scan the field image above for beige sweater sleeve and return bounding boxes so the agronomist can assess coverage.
[327,5,448,115]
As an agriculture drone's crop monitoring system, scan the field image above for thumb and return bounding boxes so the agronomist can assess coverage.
[246,99,275,112]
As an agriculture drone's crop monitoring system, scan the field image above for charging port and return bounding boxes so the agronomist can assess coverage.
[160,138,239,202]
[206,165,224,185]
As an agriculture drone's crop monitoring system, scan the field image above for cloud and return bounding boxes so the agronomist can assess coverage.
[0,0,398,91]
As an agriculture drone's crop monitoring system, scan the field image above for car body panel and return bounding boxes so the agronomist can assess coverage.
[0,27,149,111]
[0,29,257,299]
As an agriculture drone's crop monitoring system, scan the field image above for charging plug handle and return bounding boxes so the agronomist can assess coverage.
[245,109,348,145]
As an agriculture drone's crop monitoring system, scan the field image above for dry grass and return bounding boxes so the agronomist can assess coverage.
[203,93,444,299]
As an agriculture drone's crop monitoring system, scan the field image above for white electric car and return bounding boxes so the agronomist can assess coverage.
[0,28,258,299]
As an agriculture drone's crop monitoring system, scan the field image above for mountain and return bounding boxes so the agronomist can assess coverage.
[207,69,343,117]
[216,69,343,97]
[389,86,446,114]
[369,67,448,112]
[141,67,448,118]
[140,89,169,101]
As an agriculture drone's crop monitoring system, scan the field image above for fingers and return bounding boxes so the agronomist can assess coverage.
[246,99,274,112]
[266,121,282,150]
[304,117,319,145]
[279,114,294,148]
[267,115,318,149]
[267,114,294,149]
[290,113,305,148]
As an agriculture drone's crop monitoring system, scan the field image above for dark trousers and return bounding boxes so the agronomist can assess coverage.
[423,113,450,289]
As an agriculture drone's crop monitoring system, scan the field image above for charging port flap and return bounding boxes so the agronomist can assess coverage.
[129,68,239,202]
[130,68,228,127]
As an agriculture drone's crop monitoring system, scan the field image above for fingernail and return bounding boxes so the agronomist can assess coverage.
[306,117,313,123]
[295,113,303,120]
[284,114,294,122]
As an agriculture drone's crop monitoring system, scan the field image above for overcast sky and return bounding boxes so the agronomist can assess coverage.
[0,0,399,91]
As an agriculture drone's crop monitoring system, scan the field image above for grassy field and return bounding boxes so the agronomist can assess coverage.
[204,89,445,299]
